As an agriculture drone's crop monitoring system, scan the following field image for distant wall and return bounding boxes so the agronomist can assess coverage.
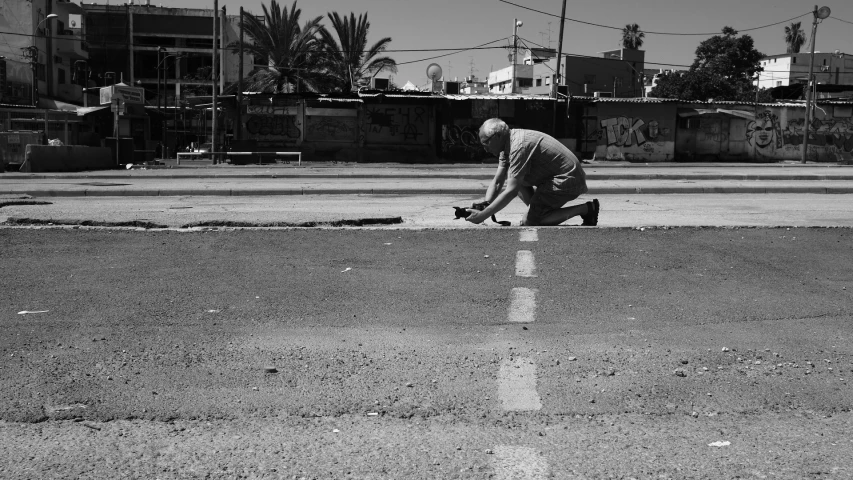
[21,145,113,172]
[747,105,853,163]
[590,103,677,162]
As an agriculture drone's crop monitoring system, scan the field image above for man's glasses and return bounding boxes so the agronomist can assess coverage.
[481,132,496,147]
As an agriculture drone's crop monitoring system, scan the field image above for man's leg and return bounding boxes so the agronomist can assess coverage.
[516,186,534,206]
[522,203,589,226]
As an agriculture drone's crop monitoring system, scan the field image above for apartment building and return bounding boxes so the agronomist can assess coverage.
[757,52,853,90]
[0,0,88,107]
[488,47,645,98]
[81,2,253,108]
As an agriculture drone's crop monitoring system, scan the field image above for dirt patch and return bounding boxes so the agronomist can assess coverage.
[0,201,52,209]
[181,217,404,228]
[3,217,168,229]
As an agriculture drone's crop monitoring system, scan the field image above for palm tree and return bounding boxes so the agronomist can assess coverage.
[621,23,644,50]
[784,22,806,54]
[235,0,325,93]
[319,12,397,92]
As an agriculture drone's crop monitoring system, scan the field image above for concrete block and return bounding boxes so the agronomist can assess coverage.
[21,145,114,173]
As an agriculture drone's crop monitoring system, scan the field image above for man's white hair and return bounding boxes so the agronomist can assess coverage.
[479,118,509,138]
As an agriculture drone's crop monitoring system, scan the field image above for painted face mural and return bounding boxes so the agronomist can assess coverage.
[747,111,783,153]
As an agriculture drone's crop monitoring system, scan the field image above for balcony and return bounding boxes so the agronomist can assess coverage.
[56,83,84,105]
[53,30,88,60]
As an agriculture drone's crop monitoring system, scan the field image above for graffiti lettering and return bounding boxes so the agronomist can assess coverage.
[245,115,301,139]
[600,116,646,146]
[365,106,425,142]
[307,117,353,138]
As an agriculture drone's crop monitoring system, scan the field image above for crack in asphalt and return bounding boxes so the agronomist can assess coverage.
[2,216,405,229]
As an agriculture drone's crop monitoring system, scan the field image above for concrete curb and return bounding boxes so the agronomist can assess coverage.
[7,172,853,181]
[7,185,853,197]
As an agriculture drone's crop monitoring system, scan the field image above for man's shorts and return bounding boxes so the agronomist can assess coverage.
[524,188,581,225]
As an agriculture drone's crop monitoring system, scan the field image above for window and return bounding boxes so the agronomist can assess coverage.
[776,81,782,87]
[677,117,699,129]
[823,59,827,66]
[58,68,66,84]
[536,78,542,87]
[36,63,46,81]
[545,77,550,85]
[518,78,532,87]
[792,57,797,64]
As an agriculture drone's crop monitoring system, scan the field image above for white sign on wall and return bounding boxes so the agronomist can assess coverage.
[100,85,144,105]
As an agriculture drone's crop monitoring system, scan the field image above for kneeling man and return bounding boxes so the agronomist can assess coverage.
[466,118,599,226]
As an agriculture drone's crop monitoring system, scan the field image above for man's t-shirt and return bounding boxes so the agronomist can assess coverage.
[498,129,587,196]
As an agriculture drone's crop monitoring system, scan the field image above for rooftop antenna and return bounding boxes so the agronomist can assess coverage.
[468,57,476,80]
[539,21,552,48]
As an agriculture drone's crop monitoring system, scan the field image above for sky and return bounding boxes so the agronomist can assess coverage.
[168,0,851,86]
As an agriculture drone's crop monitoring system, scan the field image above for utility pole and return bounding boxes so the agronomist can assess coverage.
[511,19,522,94]
[552,0,567,136]
[802,5,831,163]
[212,0,218,164]
[237,6,244,141]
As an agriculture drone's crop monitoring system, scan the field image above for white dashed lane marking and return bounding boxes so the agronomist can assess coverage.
[515,250,537,277]
[519,228,538,242]
[492,445,549,479]
[507,287,537,323]
[497,357,543,411]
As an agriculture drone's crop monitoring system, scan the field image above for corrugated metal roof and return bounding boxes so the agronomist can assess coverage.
[443,94,558,101]
[316,97,363,103]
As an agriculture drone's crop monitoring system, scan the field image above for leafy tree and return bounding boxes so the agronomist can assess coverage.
[621,23,644,50]
[649,27,765,102]
[784,21,806,54]
[182,66,212,97]
[318,12,397,92]
[233,0,326,93]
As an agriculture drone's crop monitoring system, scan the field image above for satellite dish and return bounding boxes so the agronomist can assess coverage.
[816,6,831,19]
[426,63,443,81]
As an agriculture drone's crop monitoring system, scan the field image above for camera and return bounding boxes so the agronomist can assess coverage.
[453,201,490,219]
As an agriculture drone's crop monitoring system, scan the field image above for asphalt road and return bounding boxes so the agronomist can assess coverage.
[2,193,853,228]
[1,227,852,479]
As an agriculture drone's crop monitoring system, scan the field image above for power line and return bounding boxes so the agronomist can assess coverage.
[831,16,853,26]
[0,29,513,55]
[499,0,811,36]
[396,38,509,66]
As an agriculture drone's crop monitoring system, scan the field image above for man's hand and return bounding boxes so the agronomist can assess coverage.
[465,209,489,224]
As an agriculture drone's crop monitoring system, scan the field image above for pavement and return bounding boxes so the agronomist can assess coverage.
[2,159,853,197]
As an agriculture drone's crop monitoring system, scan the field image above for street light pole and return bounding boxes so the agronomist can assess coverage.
[802,5,831,164]
[30,13,58,107]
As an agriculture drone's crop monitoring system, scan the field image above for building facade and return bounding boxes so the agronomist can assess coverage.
[758,52,853,90]
[0,0,88,107]
[486,48,645,98]
[81,3,252,108]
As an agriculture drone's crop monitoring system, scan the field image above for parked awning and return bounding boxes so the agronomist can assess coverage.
[76,105,110,116]
[38,98,80,111]
[678,108,755,120]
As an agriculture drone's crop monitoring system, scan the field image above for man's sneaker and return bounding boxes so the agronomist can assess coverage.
[581,199,599,226]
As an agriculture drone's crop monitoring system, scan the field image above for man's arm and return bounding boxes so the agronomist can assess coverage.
[484,164,507,203]
[466,176,521,224]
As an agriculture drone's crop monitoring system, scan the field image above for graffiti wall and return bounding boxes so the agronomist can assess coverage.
[363,104,430,145]
[305,107,358,143]
[244,104,302,147]
[747,106,853,162]
[590,104,676,161]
